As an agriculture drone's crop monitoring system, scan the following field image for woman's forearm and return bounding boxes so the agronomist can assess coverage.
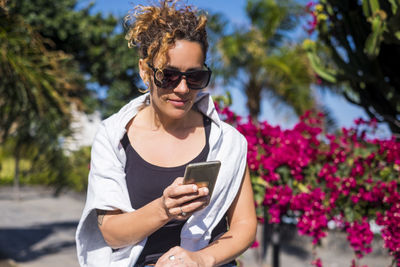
[197,218,257,266]
[98,179,210,249]
[199,166,257,266]
[100,197,169,248]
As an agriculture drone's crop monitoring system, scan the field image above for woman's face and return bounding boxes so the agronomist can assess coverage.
[147,40,205,120]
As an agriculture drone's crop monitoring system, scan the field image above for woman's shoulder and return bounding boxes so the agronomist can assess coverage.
[195,93,246,142]
[97,94,149,138]
[219,120,246,141]
[210,120,247,155]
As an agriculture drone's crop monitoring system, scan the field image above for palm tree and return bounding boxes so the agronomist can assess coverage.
[0,0,85,197]
[218,0,316,120]
[217,1,318,266]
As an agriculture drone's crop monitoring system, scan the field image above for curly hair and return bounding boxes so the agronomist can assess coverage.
[124,0,208,86]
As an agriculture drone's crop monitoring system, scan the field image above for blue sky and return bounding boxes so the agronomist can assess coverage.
[89,0,249,23]
[86,0,389,135]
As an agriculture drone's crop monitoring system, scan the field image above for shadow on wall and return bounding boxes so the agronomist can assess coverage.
[0,221,78,262]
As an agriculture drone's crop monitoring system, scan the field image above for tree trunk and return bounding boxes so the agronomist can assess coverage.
[13,150,20,201]
[246,77,262,121]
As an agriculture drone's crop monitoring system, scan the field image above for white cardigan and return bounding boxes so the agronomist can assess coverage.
[75,92,248,267]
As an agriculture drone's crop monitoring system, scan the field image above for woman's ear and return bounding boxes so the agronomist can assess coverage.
[138,59,147,82]
[138,59,151,92]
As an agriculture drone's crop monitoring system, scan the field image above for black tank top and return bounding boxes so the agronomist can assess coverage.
[122,116,229,266]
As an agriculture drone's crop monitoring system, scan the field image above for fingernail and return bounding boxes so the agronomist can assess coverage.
[192,185,198,191]
[203,187,209,195]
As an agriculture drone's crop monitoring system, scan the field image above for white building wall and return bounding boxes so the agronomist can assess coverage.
[63,106,102,152]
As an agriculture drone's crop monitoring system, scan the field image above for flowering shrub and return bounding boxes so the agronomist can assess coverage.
[215,101,400,267]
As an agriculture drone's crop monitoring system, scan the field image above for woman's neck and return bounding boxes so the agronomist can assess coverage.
[142,105,199,134]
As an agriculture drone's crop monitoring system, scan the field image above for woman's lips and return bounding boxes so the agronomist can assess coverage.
[168,98,188,107]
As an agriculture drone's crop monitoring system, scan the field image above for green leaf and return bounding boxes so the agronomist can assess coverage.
[251,175,267,205]
[388,0,398,14]
[379,166,391,180]
[364,15,386,58]
[362,0,371,17]
[369,0,380,13]
[306,50,337,83]
[344,206,355,222]
[298,183,310,193]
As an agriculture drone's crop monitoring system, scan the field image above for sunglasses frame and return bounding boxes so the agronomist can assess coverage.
[147,63,212,90]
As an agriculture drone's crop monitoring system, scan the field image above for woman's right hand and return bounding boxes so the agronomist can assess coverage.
[161,177,210,220]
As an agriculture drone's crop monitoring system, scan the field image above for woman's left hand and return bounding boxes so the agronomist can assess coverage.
[155,246,215,267]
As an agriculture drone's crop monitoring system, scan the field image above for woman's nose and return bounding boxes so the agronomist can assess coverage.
[173,76,190,94]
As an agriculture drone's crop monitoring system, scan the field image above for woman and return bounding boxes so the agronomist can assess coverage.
[75,1,257,266]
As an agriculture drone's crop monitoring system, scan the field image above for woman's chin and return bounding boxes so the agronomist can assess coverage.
[162,100,193,118]
[164,108,191,120]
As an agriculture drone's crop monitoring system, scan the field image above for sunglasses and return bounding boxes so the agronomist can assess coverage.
[147,63,212,90]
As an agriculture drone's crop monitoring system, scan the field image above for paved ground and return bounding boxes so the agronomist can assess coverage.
[0,187,83,267]
[0,186,392,267]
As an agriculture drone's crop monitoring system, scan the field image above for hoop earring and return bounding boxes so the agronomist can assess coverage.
[138,80,150,93]
[138,87,149,93]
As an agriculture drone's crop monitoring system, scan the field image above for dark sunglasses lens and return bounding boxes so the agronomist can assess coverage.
[156,69,181,89]
[186,71,211,89]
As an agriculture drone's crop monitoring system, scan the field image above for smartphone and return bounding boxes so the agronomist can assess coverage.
[183,161,221,197]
